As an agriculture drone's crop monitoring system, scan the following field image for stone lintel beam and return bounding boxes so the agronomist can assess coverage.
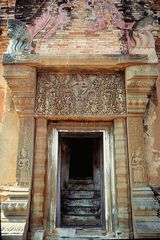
[3,65,36,115]
[126,64,160,116]
[3,53,148,71]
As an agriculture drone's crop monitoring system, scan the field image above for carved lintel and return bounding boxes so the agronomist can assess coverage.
[35,72,126,117]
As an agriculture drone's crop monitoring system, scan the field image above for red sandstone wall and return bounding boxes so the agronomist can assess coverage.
[34,0,123,55]
[0,0,159,187]
[144,78,160,186]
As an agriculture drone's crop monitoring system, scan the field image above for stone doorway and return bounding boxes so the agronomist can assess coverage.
[47,122,116,235]
[59,133,103,227]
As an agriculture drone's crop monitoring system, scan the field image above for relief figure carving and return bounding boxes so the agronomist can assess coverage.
[131,147,145,185]
[35,73,126,116]
[17,148,30,186]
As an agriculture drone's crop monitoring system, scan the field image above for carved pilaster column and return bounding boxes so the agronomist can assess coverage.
[3,65,36,187]
[126,65,159,187]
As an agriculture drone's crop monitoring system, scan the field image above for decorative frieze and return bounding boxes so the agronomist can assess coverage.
[35,72,126,117]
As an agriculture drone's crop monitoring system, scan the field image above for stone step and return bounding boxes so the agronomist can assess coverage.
[62,198,100,207]
[68,179,93,185]
[61,206,101,215]
[67,179,94,190]
[46,238,110,240]
[61,215,101,226]
[67,184,94,190]
[46,238,109,240]
[62,190,100,199]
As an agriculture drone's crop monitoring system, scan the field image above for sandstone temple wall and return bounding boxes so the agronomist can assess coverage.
[0,0,160,239]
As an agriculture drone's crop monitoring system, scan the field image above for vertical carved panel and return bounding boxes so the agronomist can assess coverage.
[17,117,35,186]
[128,118,147,186]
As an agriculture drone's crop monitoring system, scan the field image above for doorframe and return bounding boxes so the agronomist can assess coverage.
[46,121,116,233]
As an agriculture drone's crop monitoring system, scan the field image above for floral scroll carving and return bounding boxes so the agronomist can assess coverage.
[35,73,126,117]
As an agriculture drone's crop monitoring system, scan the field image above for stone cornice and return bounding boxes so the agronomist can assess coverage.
[3,53,149,71]
[3,65,36,115]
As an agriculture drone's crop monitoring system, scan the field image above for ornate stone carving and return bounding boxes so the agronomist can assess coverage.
[152,149,160,163]
[27,0,74,41]
[18,148,30,186]
[127,16,159,62]
[131,147,145,185]
[86,0,133,33]
[13,96,35,113]
[3,65,36,114]
[17,118,34,186]
[27,4,53,41]
[7,19,31,55]
[128,118,147,186]
[1,222,26,234]
[2,201,28,216]
[35,73,126,117]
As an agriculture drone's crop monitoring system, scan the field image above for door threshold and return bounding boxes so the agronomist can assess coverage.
[51,227,109,238]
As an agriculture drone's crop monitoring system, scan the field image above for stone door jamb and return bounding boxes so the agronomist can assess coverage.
[45,122,116,234]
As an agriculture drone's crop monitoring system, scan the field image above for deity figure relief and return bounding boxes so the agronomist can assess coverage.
[18,148,30,186]
[131,147,145,185]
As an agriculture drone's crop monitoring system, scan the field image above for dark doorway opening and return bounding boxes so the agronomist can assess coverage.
[69,138,93,179]
[58,132,103,227]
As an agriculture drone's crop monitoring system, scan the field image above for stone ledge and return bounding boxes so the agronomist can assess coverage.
[3,53,149,71]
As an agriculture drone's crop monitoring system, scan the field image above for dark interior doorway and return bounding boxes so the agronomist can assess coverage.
[69,138,93,179]
[58,132,103,227]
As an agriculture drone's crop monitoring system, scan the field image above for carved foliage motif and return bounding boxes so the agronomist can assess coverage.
[35,73,126,116]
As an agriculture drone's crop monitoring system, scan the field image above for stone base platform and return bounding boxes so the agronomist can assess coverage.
[1,186,29,240]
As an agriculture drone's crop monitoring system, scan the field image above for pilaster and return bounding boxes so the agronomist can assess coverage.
[3,65,36,187]
[114,118,132,238]
[126,65,159,187]
[126,64,160,238]
[2,65,36,239]
[29,118,47,235]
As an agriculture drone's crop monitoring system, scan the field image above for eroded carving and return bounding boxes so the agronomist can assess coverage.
[18,148,30,186]
[86,0,133,33]
[27,0,75,41]
[35,73,126,116]
[127,16,159,62]
[144,97,160,186]
[7,19,31,55]
[17,118,34,186]
[128,118,147,186]
[131,147,145,185]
